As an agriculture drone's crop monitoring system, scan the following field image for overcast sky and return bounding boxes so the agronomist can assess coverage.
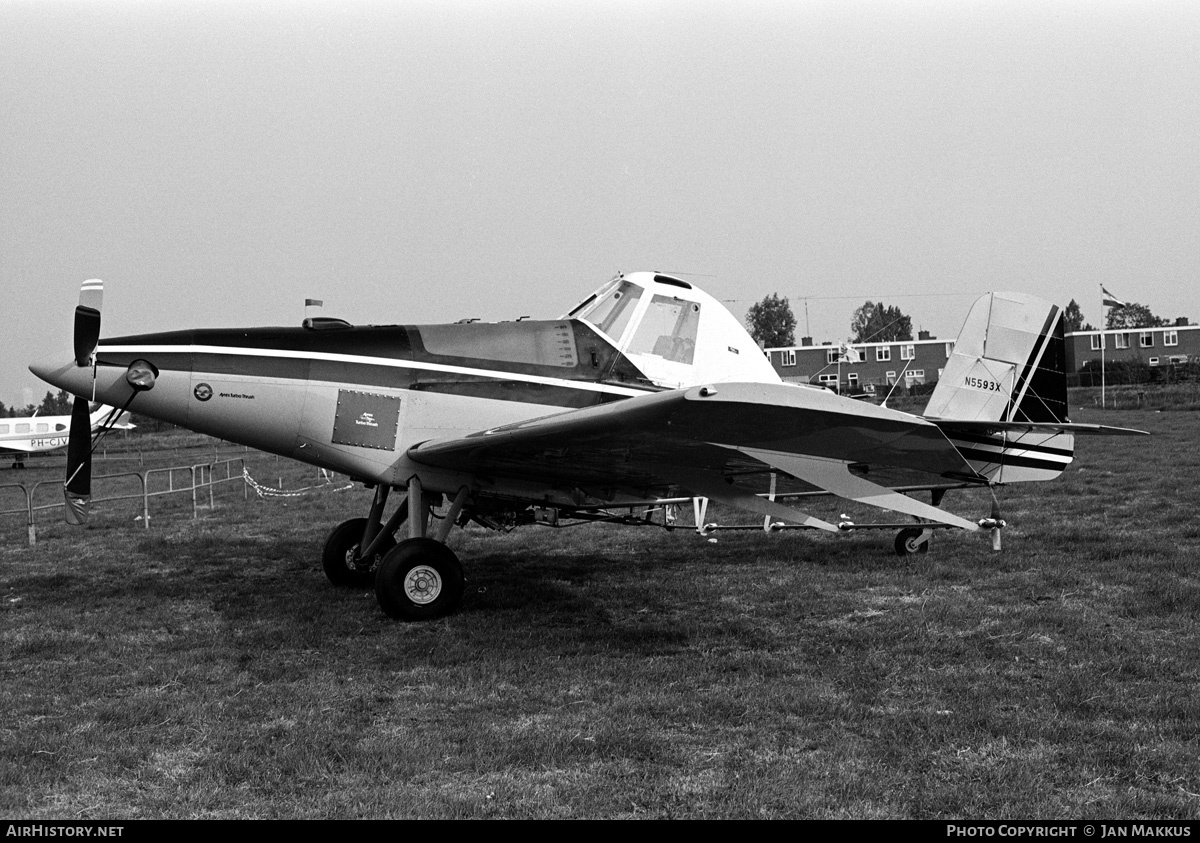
[3,0,1197,408]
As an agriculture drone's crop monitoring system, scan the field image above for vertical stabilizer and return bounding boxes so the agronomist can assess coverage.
[924,292,1074,484]
[924,292,1067,424]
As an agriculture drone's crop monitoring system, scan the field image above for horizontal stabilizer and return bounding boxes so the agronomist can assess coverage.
[932,419,1148,437]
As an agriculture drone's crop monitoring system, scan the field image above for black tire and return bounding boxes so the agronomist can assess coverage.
[894,527,931,557]
[322,517,398,587]
[375,538,464,621]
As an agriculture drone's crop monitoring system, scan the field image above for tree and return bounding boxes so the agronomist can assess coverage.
[1062,300,1087,333]
[37,390,72,416]
[745,293,796,348]
[850,301,912,343]
[1106,302,1168,330]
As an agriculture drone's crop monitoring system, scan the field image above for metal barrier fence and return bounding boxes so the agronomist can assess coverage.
[0,457,247,546]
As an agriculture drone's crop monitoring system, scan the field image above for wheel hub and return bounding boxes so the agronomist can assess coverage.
[404,565,443,605]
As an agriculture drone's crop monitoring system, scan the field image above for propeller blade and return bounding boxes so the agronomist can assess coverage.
[63,395,92,525]
[73,279,103,367]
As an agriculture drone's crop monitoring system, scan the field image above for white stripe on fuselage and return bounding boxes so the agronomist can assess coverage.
[944,437,1073,465]
[100,344,655,398]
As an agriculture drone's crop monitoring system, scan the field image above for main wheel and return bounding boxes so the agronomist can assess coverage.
[894,527,931,557]
[322,517,398,587]
[375,538,465,621]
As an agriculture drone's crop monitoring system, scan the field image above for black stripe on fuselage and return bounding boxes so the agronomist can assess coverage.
[951,446,1069,471]
[942,430,1074,457]
[96,321,656,409]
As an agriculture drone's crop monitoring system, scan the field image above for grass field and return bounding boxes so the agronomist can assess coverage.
[2,405,1198,819]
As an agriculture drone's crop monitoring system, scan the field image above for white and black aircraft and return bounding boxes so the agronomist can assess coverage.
[30,273,1143,620]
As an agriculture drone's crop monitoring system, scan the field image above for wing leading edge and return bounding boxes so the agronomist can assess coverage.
[408,382,984,530]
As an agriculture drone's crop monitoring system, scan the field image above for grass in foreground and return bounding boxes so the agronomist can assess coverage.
[1,409,1198,818]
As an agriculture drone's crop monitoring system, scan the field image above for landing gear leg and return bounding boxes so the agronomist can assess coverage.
[894,526,933,557]
[322,484,409,587]
[375,480,470,621]
[894,488,944,557]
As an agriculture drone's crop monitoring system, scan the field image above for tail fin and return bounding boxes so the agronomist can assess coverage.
[924,292,1067,424]
[924,292,1074,484]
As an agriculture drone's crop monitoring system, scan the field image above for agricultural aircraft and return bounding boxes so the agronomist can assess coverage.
[30,273,1143,620]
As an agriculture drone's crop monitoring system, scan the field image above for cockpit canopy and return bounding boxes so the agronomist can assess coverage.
[567,272,780,389]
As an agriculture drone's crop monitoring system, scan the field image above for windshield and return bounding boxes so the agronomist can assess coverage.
[576,280,643,343]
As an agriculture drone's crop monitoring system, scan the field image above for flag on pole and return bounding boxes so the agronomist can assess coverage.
[837,343,861,363]
[1101,286,1126,308]
[305,298,323,308]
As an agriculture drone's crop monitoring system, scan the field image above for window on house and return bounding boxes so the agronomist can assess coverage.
[1091,334,1105,351]
[900,345,915,360]
[1165,331,1179,347]
[1115,333,1129,350]
[885,371,897,382]
[876,346,891,362]
[826,349,838,364]
[781,349,796,367]
[1140,332,1154,348]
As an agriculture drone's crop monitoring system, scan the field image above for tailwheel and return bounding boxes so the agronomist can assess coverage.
[894,526,932,557]
[375,537,465,621]
[322,517,397,588]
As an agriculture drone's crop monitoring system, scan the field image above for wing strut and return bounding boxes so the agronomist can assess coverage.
[664,466,840,533]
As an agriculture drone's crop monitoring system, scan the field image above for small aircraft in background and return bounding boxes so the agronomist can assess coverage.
[31,274,1143,621]
[0,402,133,469]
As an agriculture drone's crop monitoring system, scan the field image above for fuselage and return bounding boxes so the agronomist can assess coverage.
[29,273,783,487]
[0,406,128,458]
[0,415,72,455]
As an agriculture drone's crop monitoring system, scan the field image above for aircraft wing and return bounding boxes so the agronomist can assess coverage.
[409,382,986,531]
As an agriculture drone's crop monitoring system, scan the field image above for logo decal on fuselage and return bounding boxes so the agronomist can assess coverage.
[194,383,213,401]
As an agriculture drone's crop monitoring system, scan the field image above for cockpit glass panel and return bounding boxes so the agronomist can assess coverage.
[628,296,701,364]
[419,321,579,367]
[578,281,642,342]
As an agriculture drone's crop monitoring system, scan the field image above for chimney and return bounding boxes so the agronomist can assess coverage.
[801,337,813,347]
[918,330,934,341]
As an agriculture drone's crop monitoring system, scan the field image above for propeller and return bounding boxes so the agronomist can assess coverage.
[63,395,92,525]
[74,279,103,368]
[63,279,104,525]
